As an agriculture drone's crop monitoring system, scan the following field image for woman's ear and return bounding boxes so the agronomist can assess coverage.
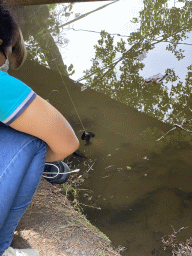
[0,39,3,46]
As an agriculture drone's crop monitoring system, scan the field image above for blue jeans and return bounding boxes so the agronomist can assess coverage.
[0,122,47,255]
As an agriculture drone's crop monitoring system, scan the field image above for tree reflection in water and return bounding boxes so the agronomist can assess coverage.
[83,0,192,126]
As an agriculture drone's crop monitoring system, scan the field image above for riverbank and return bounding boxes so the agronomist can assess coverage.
[11,178,123,256]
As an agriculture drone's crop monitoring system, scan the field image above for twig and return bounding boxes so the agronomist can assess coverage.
[78,202,101,210]
[156,121,192,142]
[162,225,189,250]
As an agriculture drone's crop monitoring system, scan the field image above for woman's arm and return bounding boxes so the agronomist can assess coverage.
[10,95,80,162]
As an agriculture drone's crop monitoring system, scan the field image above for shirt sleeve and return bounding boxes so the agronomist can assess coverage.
[0,71,37,126]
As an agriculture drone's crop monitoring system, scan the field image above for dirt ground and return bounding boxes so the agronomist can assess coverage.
[11,178,123,256]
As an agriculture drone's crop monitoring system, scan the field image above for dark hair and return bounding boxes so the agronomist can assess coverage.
[0,0,20,59]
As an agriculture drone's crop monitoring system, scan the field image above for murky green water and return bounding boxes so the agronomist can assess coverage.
[8,1,192,255]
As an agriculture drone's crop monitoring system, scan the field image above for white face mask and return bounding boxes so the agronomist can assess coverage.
[0,59,9,72]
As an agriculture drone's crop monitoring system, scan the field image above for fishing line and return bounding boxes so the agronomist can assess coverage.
[64,27,129,38]
[46,39,86,132]
[33,10,87,133]
[64,27,192,47]
[45,96,136,139]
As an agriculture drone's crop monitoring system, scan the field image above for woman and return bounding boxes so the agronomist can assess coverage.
[0,1,79,255]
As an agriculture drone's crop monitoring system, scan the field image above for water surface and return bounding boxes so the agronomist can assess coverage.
[9,1,192,255]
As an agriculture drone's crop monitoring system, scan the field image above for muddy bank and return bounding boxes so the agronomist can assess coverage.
[12,178,123,256]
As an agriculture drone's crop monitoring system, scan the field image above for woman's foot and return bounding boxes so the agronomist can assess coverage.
[3,247,39,256]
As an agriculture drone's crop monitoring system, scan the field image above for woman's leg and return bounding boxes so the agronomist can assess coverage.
[0,122,47,255]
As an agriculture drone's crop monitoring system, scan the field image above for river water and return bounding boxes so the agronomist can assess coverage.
[9,1,192,255]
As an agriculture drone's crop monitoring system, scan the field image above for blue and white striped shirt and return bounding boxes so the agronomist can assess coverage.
[0,71,37,125]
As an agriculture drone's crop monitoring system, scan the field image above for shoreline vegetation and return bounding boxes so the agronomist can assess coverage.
[12,178,125,256]
[12,174,192,256]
